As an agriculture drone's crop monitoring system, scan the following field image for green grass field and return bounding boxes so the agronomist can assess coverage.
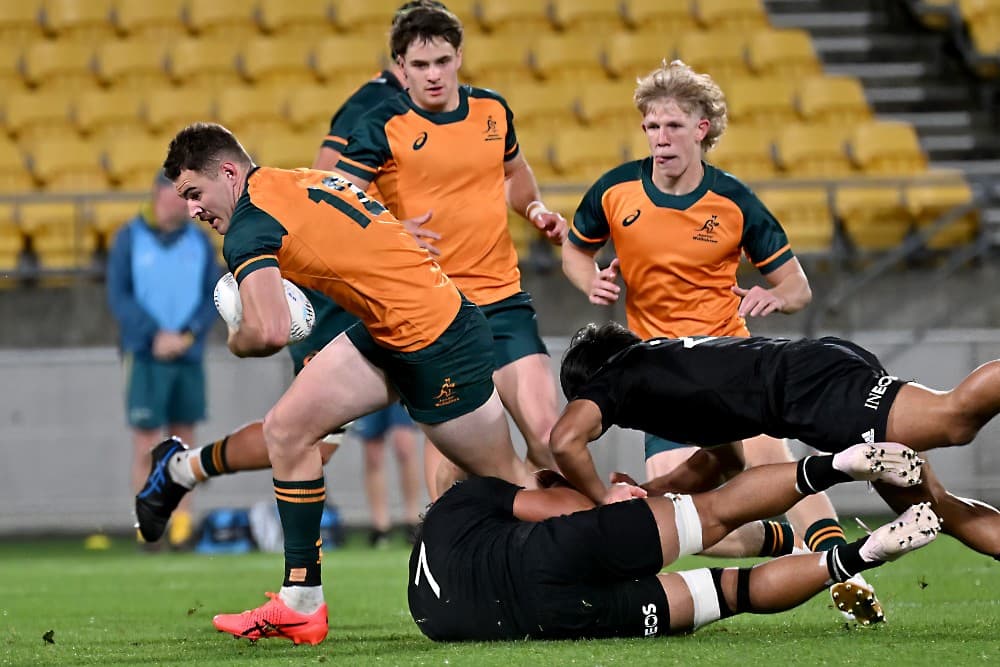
[2,529,998,667]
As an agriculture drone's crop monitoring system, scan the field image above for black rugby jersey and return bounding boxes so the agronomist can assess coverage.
[408,476,533,641]
[575,336,797,446]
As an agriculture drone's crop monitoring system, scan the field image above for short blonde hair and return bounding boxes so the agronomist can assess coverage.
[634,60,728,151]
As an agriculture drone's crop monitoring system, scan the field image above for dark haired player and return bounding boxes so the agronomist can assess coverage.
[550,322,1000,562]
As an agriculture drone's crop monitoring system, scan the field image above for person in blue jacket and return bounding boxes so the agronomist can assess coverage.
[107,169,221,549]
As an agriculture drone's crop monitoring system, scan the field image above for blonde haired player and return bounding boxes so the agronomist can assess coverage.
[561,60,870,616]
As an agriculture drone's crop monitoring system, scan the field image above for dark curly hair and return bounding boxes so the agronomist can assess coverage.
[559,322,640,400]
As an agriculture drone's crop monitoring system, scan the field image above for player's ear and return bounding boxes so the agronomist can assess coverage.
[455,45,462,70]
[696,117,710,142]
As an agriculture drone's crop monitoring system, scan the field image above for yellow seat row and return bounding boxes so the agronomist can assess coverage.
[0,0,769,46]
[1,24,821,97]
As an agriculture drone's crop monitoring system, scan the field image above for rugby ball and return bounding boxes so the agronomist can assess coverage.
[213,272,316,343]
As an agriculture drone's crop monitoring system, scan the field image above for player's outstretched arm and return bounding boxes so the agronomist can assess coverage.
[549,400,608,504]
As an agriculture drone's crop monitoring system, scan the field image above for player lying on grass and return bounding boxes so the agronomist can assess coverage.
[407,446,936,641]
[552,322,1000,562]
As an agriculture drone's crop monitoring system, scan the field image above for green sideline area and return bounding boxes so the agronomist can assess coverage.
[1,526,997,667]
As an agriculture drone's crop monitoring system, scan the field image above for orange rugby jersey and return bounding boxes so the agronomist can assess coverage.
[336,84,522,306]
[224,167,461,352]
[568,160,794,339]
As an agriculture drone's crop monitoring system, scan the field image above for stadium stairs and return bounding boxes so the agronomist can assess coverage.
[766,0,1000,343]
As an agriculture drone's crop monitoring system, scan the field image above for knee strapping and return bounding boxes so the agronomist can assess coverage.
[668,493,703,557]
[678,569,722,630]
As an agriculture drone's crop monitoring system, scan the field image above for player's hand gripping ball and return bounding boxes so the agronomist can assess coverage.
[213,272,316,343]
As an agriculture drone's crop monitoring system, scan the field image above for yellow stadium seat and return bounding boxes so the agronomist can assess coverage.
[40,0,114,41]
[477,0,554,36]
[73,88,146,141]
[0,3,43,46]
[504,81,577,135]
[541,189,587,223]
[835,184,911,252]
[746,28,821,79]
[111,0,186,41]
[239,36,316,90]
[249,130,320,170]
[970,19,1000,56]
[905,177,979,248]
[549,0,626,36]
[795,75,872,128]
[959,0,1000,23]
[530,34,607,85]
[620,0,699,35]
[706,125,778,181]
[183,0,258,40]
[848,120,928,175]
[549,127,625,183]
[724,77,798,127]
[774,124,854,178]
[694,0,769,31]
[756,186,835,254]
[21,40,96,91]
[331,1,397,38]
[285,83,358,137]
[28,138,108,192]
[4,89,76,144]
[103,134,171,189]
[166,39,243,89]
[515,126,558,182]
[312,35,388,87]
[0,137,33,194]
[0,43,27,94]
[601,31,675,81]
[460,34,534,89]
[94,39,170,92]
[676,30,751,82]
[216,86,289,138]
[257,0,334,40]
[142,87,217,138]
[574,79,643,135]
[0,212,24,276]
[90,198,141,247]
[20,200,98,272]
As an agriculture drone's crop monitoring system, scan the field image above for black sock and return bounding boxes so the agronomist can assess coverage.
[199,437,231,477]
[758,520,795,557]
[796,455,853,494]
[805,518,848,552]
[826,537,883,583]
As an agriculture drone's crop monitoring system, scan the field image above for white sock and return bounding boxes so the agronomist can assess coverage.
[167,450,197,489]
[280,585,325,615]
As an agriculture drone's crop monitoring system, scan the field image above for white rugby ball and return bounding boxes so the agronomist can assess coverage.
[283,279,316,343]
[213,272,242,329]
[213,272,316,343]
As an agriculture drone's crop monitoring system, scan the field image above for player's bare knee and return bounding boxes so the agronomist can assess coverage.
[262,411,303,454]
